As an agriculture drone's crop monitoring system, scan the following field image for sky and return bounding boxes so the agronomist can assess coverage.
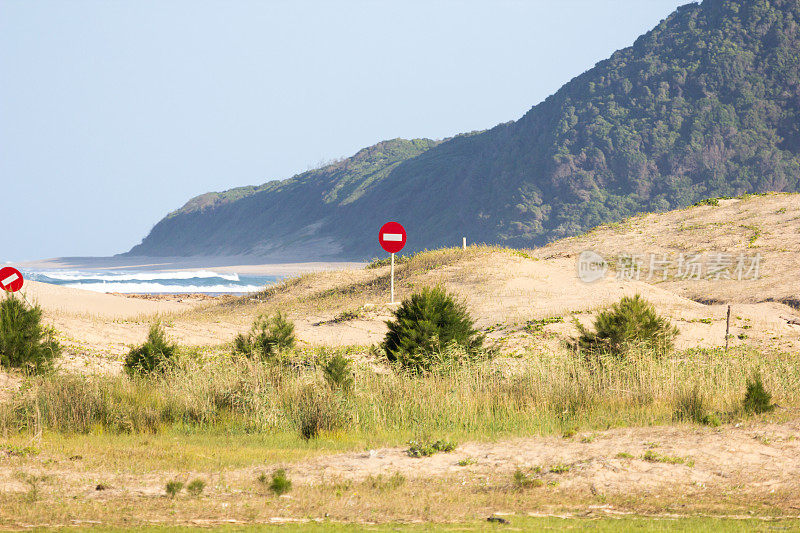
[0,0,690,261]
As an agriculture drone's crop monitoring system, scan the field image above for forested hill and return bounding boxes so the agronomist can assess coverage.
[128,0,800,259]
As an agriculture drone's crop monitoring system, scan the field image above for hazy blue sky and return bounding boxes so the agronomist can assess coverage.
[1,0,690,261]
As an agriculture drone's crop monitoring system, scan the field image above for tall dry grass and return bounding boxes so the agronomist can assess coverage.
[1,346,796,439]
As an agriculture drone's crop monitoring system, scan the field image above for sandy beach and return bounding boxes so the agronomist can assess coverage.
[16,255,366,276]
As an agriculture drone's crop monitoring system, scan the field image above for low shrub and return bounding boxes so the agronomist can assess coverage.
[124,323,177,377]
[549,463,572,474]
[383,286,484,372]
[574,294,679,359]
[0,294,61,374]
[268,469,292,495]
[321,352,354,392]
[744,372,774,414]
[674,387,722,426]
[407,439,456,457]
[234,312,295,360]
[675,386,707,424]
[513,468,543,489]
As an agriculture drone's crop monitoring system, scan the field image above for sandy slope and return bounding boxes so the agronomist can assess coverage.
[535,193,800,307]
[6,192,800,375]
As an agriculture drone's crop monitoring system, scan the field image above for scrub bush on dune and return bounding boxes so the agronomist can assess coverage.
[573,294,679,359]
[321,351,354,392]
[382,286,484,372]
[234,312,295,360]
[0,293,61,374]
[744,371,774,414]
[124,322,178,377]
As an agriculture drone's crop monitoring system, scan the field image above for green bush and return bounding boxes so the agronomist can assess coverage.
[0,294,60,374]
[124,323,178,377]
[268,469,292,495]
[574,294,679,358]
[321,352,354,392]
[234,312,295,360]
[382,286,483,372]
[744,372,774,414]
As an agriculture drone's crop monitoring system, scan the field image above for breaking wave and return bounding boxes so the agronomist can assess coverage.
[24,269,276,294]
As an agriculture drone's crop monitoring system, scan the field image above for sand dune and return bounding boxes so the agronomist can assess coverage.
[5,193,798,375]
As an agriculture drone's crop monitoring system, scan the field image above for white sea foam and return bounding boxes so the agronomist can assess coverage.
[62,282,263,294]
[35,270,240,282]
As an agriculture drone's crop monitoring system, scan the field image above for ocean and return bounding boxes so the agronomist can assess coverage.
[24,269,278,295]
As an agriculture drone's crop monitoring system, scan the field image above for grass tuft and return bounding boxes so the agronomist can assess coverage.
[165,480,184,498]
[186,478,206,496]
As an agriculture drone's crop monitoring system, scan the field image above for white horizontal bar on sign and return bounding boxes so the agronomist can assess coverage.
[382,233,403,242]
[2,273,19,286]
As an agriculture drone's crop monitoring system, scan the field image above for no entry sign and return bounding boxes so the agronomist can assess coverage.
[379,222,406,254]
[379,222,406,304]
[0,267,24,293]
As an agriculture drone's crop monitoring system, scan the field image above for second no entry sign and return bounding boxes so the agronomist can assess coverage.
[0,267,24,292]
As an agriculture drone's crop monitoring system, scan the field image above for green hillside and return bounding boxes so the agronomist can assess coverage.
[128,138,440,257]
[129,0,800,259]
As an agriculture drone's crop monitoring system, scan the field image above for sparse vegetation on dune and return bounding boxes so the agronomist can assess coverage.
[240,246,492,311]
[123,322,178,377]
[2,243,800,528]
[234,312,296,360]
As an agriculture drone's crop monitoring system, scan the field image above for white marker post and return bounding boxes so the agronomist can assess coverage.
[379,222,407,304]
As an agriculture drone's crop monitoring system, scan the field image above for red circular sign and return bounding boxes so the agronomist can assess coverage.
[0,267,24,293]
[379,222,407,254]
